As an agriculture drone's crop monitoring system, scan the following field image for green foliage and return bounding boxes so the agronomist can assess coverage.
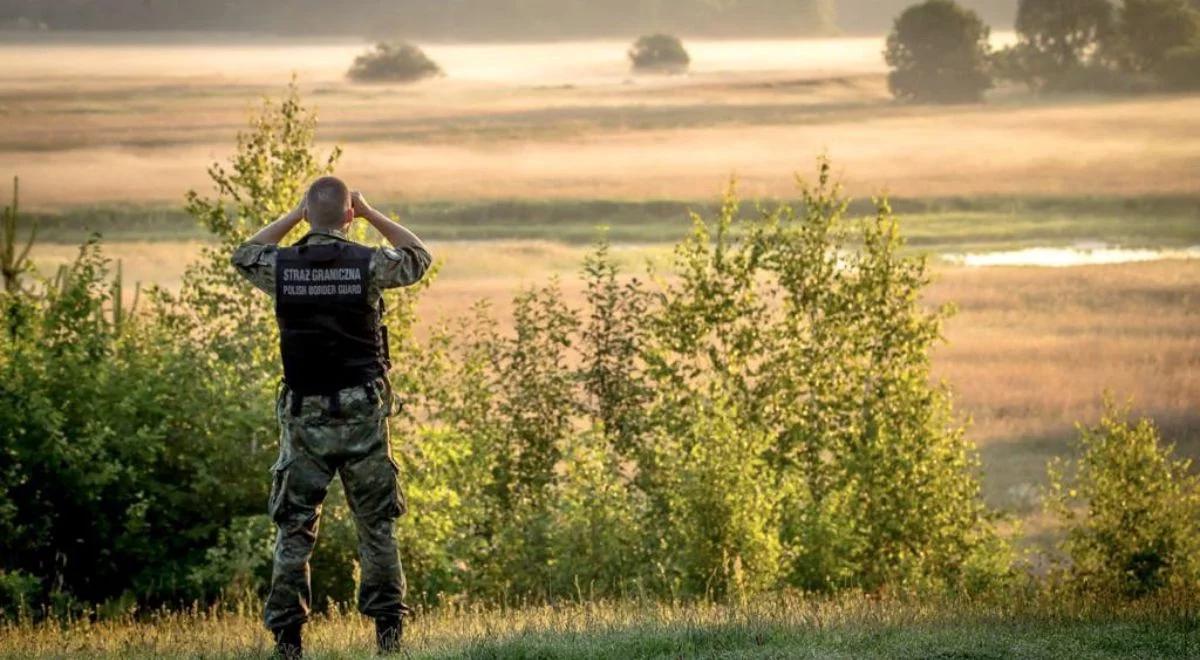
[189,515,274,602]
[998,0,1115,91]
[642,170,1002,594]
[348,43,443,84]
[0,239,271,608]
[0,82,344,612]
[1,177,34,295]
[388,162,1008,604]
[1047,397,1200,597]
[885,0,994,103]
[1156,43,1200,89]
[998,0,1200,92]
[628,34,691,74]
[0,570,39,618]
[4,85,1018,615]
[1112,0,1200,72]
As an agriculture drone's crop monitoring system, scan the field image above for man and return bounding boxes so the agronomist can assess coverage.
[231,176,431,658]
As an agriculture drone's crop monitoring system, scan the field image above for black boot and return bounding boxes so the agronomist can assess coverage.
[375,616,404,654]
[272,623,303,660]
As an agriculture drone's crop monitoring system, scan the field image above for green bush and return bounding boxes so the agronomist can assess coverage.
[0,570,39,619]
[348,42,443,83]
[1048,398,1200,597]
[628,34,691,74]
[0,83,341,612]
[1156,43,1200,89]
[885,0,994,103]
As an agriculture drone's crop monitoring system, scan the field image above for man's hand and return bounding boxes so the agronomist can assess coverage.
[351,191,371,219]
[349,190,429,254]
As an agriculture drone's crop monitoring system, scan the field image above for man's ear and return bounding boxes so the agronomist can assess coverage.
[343,207,354,228]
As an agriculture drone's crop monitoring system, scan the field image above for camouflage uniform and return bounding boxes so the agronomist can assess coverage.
[231,229,431,632]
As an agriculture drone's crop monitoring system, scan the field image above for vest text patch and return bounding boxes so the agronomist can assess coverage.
[280,266,365,297]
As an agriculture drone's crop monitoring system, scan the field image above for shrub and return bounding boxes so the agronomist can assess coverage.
[1156,43,1200,89]
[628,34,691,74]
[641,172,1004,593]
[885,0,994,103]
[1047,398,1200,597]
[348,42,442,83]
[0,83,340,611]
[0,570,39,619]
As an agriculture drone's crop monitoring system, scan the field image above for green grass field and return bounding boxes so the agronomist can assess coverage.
[3,595,1197,659]
[25,194,1200,251]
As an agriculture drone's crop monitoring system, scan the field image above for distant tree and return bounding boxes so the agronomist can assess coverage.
[347,42,443,83]
[628,34,691,74]
[1113,0,1200,71]
[885,0,994,103]
[994,0,1114,91]
[1017,0,1114,71]
[1156,43,1200,89]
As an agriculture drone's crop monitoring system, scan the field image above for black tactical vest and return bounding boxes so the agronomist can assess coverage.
[274,235,390,396]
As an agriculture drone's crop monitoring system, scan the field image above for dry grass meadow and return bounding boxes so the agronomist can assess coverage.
[3,33,1199,208]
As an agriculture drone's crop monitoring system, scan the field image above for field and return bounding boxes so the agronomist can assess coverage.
[4,30,1200,658]
[3,594,1199,658]
[3,31,1199,209]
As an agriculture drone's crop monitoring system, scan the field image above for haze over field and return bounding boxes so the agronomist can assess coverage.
[11,30,1200,211]
[0,0,1018,37]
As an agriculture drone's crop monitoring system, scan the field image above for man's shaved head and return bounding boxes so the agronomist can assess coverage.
[305,176,351,230]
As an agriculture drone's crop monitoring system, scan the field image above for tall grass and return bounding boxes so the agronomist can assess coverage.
[2,591,1197,659]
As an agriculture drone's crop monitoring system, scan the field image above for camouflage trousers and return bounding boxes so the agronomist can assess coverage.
[263,378,410,631]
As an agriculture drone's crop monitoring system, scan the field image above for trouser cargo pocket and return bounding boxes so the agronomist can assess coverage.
[344,452,406,521]
[268,456,296,522]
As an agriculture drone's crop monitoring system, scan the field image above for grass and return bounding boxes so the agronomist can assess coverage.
[3,42,1199,205]
[23,194,1200,249]
[2,594,1198,658]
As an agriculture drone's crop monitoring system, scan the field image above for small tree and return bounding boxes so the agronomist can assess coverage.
[348,42,443,83]
[1113,0,1200,71]
[0,178,35,295]
[1048,398,1200,597]
[629,34,691,74]
[885,0,994,103]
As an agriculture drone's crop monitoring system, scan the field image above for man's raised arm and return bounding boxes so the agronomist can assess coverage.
[248,200,307,245]
[352,192,428,254]
[231,200,307,296]
[352,191,432,289]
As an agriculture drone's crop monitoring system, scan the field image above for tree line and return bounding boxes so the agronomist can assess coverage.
[0,0,834,38]
[886,0,1200,102]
